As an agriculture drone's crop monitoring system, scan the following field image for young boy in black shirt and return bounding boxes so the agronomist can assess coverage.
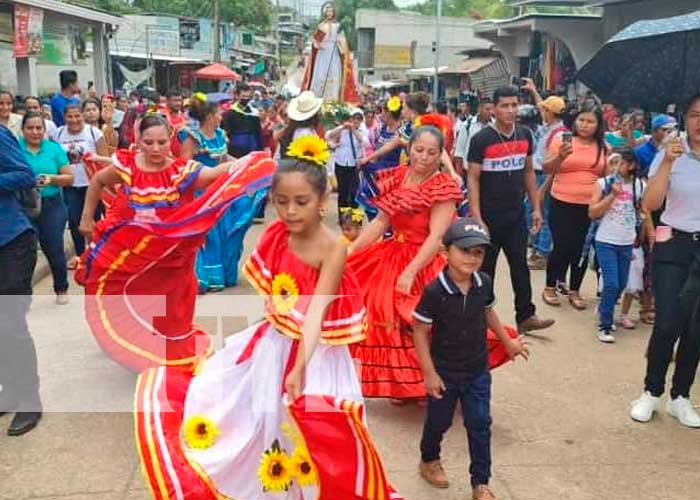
[413,217,529,500]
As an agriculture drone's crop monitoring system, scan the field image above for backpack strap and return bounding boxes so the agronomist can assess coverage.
[545,125,568,150]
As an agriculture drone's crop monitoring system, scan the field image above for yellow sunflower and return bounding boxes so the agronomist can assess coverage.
[271,272,300,315]
[258,443,293,492]
[182,414,220,450]
[290,446,318,487]
[286,135,331,167]
[387,96,402,113]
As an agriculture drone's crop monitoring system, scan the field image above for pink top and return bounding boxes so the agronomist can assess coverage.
[549,136,606,205]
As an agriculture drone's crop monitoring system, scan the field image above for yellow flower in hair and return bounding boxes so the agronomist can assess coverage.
[271,272,300,315]
[182,414,220,449]
[387,96,402,113]
[290,446,318,487]
[258,440,293,492]
[287,135,330,167]
[192,92,208,103]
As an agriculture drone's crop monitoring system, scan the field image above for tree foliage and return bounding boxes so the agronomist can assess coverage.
[70,0,273,32]
[331,0,398,50]
[406,0,514,20]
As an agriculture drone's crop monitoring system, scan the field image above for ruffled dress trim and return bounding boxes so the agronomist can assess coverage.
[370,165,462,216]
[242,220,367,345]
[112,149,203,209]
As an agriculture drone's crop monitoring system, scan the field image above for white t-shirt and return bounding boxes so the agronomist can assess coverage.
[44,119,58,140]
[55,125,104,187]
[595,176,644,246]
[649,140,700,232]
[454,116,492,160]
[326,126,369,167]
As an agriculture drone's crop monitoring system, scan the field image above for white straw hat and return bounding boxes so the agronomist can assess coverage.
[287,91,323,121]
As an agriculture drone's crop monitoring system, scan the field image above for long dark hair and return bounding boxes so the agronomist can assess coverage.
[278,115,320,159]
[573,104,606,167]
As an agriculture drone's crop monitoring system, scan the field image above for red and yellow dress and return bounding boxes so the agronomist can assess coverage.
[75,150,275,373]
[349,165,517,399]
[135,220,403,499]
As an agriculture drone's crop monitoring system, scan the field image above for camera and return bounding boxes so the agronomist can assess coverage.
[511,76,525,87]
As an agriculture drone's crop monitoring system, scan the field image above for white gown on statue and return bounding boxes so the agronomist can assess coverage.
[310,22,343,101]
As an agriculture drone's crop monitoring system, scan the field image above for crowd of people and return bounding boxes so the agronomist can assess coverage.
[1,66,700,500]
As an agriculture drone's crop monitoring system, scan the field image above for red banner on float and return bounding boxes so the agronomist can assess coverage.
[14,5,43,58]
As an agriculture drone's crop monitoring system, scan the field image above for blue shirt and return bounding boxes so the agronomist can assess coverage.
[19,138,70,198]
[50,92,80,127]
[0,125,35,246]
[634,140,658,178]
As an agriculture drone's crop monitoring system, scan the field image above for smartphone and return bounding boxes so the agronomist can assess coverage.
[562,131,573,145]
[511,76,525,87]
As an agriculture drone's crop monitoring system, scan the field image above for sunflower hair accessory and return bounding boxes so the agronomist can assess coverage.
[192,92,208,103]
[387,96,402,113]
[286,135,331,167]
[340,207,364,224]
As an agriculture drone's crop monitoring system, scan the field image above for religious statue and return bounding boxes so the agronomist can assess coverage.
[302,2,359,104]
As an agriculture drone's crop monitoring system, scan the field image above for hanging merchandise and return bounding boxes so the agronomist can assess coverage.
[117,62,153,88]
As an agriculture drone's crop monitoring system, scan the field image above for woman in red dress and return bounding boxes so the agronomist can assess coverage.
[348,125,517,402]
[75,115,275,372]
[348,125,462,401]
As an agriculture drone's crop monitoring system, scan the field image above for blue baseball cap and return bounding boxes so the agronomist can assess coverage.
[651,115,677,130]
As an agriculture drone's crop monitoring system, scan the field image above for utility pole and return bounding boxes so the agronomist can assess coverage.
[275,0,282,69]
[213,0,221,63]
[433,0,442,104]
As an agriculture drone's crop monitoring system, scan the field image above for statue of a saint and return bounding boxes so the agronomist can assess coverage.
[302,2,359,104]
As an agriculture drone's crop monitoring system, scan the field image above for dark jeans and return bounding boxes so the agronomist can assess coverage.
[482,208,536,324]
[420,370,492,487]
[35,195,68,293]
[595,241,633,330]
[644,234,700,399]
[0,230,41,411]
[336,164,359,211]
[63,186,87,257]
[546,197,590,290]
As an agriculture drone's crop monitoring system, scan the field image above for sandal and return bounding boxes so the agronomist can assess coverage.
[639,309,655,325]
[568,292,587,310]
[542,287,561,307]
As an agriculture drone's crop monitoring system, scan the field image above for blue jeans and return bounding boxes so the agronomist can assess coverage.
[63,186,87,257]
[526,171,552,256]
[34,195,68,293]
[420,370,492,486]
[595,241,633,330]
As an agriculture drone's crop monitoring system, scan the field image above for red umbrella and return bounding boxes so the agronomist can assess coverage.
[194,63,241,81]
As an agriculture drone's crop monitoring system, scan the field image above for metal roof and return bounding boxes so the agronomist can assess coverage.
[13,0,123,25]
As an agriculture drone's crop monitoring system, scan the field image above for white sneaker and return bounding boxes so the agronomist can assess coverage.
[598,330,615,343]
[56,294,69,305]
[630,391,660,422]
[666,397,700,428]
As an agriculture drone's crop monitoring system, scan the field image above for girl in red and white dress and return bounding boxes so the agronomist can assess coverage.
[134,136,403,500]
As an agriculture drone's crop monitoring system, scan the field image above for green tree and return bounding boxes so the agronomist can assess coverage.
[407,0,514,20]
[331,0,398,50]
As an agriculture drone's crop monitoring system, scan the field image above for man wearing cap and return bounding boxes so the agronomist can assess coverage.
[413,217,529,500]
[326,108,369,211]
[635,114,677,178]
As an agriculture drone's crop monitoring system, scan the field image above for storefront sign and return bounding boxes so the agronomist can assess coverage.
[14,5,43,57]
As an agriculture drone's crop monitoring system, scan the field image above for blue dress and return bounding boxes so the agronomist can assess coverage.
[356,122,404,219]
[178,126,266,291]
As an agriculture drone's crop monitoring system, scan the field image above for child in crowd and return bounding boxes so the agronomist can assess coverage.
[412,217,530,500]
[588,148,651,343]
[339,206,364,244]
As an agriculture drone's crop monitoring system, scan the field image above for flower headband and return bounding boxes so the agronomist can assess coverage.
[387,96,402,113]
[192,92,208,103]
[340,207,365,224]
[286,135,331,167]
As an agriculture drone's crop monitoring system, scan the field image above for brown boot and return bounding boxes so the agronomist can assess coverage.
[472,484,497,500]
[419,460,449,488]
[517,314,555,335]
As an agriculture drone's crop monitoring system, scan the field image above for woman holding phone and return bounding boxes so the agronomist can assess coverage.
[542,104,607,309]
[18,112,74,304]
[630,94,700,428]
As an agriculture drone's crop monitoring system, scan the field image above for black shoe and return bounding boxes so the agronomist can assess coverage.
[7,412,42,436]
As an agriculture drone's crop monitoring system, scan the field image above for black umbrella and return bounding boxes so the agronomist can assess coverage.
[577,10,700,111]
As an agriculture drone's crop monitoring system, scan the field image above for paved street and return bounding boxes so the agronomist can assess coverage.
[2,208,700,500]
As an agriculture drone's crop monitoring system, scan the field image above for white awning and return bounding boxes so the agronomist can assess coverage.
[406,66,449,77]
[14,0,122,26]
[111,51,203,63]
